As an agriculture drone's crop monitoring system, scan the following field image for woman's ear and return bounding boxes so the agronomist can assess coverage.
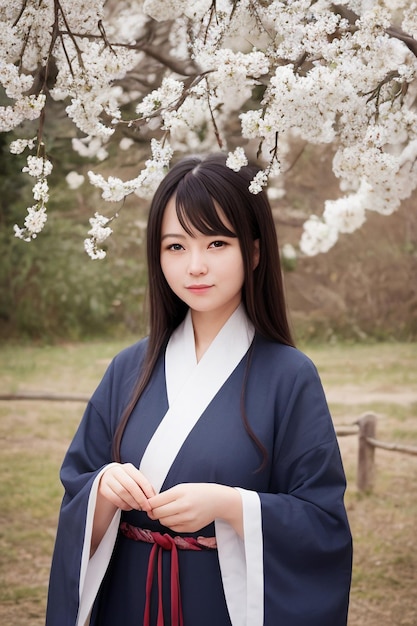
[253,239,260,270]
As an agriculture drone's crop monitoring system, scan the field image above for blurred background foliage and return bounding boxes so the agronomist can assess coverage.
[1,125,416,344]
[0,127,149,341]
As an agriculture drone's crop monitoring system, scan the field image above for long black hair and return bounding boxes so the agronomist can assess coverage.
[112,153,294,462]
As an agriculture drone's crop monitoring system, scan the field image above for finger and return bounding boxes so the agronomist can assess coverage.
[153,511,184,527]
[100,470,143,510]
[99,481,135,511]
[156,514,200,534]
[118,473,152,511]
[111,464,155,511]
[148,486,189,519]
[150,503,180,521]
[123,463,157,500]
[148,486,180,510]
[101,466,154,511]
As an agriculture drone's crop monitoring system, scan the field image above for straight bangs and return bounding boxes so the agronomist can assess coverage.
[175,172,236,238]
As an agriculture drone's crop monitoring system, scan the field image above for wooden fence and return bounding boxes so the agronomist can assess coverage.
[1,395,417,492]
[336,412,417,492]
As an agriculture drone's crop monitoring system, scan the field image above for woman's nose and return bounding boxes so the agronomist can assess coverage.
[187,251,208,275]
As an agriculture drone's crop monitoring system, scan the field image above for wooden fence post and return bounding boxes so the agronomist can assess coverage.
[357,412,377,492]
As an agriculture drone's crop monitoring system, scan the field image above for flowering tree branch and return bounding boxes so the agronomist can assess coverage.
[1,0,417,258]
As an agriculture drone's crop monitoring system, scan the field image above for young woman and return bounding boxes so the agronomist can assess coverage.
[46,154,352,626]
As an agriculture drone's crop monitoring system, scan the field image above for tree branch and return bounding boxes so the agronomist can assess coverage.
[386,26,417,59]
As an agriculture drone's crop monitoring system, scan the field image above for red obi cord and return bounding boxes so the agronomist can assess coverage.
[120,522,217,626]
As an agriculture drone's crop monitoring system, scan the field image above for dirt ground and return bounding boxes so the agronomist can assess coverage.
[344,444,417,626]
[333,385,417,626]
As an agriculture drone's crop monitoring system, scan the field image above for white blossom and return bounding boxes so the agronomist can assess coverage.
[249,170,269,195]
[134,139,174,199]
[66,171,85,190]
[66,98,115,139]
[323,195,367,234]
[84,212,113,259]
[24,205,47,234]
[88,172,129,202]
[22,156,53,178]
[32,179,49,202]
[162,96,218,151]
[240,110,264,139]
[0,61,34,99]
[0,94,45,132]
[2,0,417,255]
[84,237,107,260]
[300,215,339,256]
[13,224,29,242]
[72,136,109,162]
[226,147,248,172]
[14,205,48,241]
[87,212,113,244]
[9,137,36,155]
[282,243,297,261]
[402,3,417,38]
[143,0,188,22]
[267,185,286,201]
[119,137,134,151]
[136,78,184,119]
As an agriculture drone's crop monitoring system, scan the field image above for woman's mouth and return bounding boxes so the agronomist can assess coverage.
[186,284,213,294]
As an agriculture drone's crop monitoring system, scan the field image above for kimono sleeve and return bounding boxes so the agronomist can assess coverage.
[45,345,140,626]
[260,359,352,625]
[216,353,352,626]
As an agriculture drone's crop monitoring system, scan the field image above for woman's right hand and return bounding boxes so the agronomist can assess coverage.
[98,463,156,513]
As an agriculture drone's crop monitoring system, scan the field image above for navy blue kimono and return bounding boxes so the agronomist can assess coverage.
[46,333,352,626]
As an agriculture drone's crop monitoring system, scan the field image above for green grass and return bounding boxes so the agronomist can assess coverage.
[0,339,416,625]
[304,342,417,388]
[0,338,136,395]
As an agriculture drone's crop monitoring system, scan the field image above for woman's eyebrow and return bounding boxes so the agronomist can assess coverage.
[161,233,187,240]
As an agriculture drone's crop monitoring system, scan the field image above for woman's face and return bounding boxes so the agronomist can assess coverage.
[160,195,247,322]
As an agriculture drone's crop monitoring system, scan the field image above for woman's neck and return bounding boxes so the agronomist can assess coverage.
[191,304,241,362]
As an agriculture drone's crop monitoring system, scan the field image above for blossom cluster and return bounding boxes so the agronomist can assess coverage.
[84,139,173,258]
[84,212,114,260]
[1,0,417,256]
[12,141,53,241]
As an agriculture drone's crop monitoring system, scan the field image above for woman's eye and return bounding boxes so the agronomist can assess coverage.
[167,243,184,251]
[209,240,226,248]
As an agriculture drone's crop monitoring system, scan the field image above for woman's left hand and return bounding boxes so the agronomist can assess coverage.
[147,483,243,535]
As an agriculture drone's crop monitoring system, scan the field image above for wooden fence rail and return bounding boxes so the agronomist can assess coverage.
[354,412,417,491]
[1,397,417,492]
[0,392,90,402]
